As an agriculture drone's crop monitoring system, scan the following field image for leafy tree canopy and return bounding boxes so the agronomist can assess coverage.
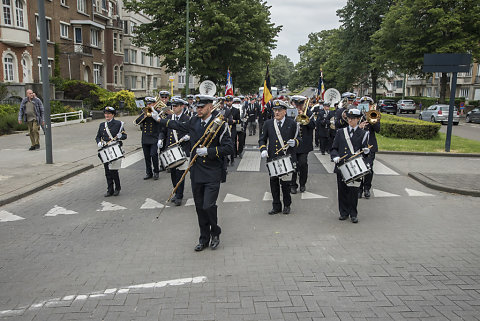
[270,54,294,89]
[124,0,282,94]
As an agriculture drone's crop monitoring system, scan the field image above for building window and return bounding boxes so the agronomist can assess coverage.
[74,27,82,43]
[141,52,145,65]
[77,0,85,13]
[149,55,153,66]
[101,0,106,10]
[460,88,469,98]
[113,32,117,51]
[123,20,128,34]
[2,0,11,25]
[90,29,99,47]
[153,77,157,89]
[130,21,136,34]
[3,54,14,81]
[38,58,52,82]
[93,64,101,84]
[141,76,145,89]
[131,75,137,89]
[15,0,23,27]
[118,35,122,51]
[156,57,160,67]
[60,22,69,38]
[60,0,66,5]
[130,49,136,64]
[124,75,129,89]
[123,49,129,63]
[119,66,123,84]
[35,16,51,41]
[114,66,118,84]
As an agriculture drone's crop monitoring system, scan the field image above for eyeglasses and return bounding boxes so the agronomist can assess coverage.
[160,95,169,98]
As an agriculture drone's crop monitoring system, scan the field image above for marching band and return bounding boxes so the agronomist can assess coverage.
[96,88,381,250]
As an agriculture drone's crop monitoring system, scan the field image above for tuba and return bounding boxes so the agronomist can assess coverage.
[295,97,311,125]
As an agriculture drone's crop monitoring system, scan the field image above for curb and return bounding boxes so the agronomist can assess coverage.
[408,172,480,197]
[378,151,480,157]
[0,164,94,207]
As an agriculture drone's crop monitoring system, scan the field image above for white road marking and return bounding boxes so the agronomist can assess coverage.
[185,198,195,206]
[96,201,127,212]
[374,161,399,175]
[373,189,400,197]
[140,198,165,209]
[0,210,25,222]
[223,193,250,203]
[0,276,207,318]
[301,191,328,199]
[263,191,273,201]
[44,205,78,217]
[121,150,144,168]
[405,188,435,197]
[236,151,261,172]
[314,153,335,173]
[0,175,12,181]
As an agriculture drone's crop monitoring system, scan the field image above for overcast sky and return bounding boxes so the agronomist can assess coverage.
[266,0,348,64]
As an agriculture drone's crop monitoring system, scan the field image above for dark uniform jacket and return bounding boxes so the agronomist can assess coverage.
[316,109,334,137]
[160,115,233,184]
[362,121,380,153]
[224,106,241,137]
[296,109,315,154]
[330,126,368,173]
[159,112,191,156]
[246,103,257,122]
[334,107,348,130]
[140,117,161,145]
[95,118,127,144]
[259,117,301,162]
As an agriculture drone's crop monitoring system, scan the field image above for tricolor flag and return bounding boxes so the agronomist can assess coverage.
[225,69,234,96]
[261,65,272,110]
[317,69,325,101]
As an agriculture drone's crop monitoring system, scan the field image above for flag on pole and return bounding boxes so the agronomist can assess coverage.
[261,65,272,110]
[317,69,325,101]
[225,69,234,96]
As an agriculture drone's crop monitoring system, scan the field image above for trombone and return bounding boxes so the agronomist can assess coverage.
[295,97,311,125]
[133,95,170,125]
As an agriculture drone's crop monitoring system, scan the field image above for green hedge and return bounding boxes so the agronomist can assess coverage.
[379,113,440,139]
[0,113,27,135]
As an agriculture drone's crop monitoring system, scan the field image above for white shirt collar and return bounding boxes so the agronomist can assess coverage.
[201,114,212,124]
[276,116,285,127]
[348,125,357,132]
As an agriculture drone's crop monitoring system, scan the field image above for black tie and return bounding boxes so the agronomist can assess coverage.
[350,128,354,137]
[277,121,282,128]
[201,121,206,128]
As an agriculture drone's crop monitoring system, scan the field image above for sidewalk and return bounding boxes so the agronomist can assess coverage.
[1,118,479,206]
[0,115,141,206]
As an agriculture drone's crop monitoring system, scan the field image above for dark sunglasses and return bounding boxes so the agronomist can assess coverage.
[160,95,169,98]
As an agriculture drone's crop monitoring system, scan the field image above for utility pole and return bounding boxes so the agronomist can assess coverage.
[185,0,190,95]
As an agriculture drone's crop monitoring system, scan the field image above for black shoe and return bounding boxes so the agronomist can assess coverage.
[299,186,306,193]
[174,198,182,206]
[170,195,177,203]
[238,154,243,159]
[364,189,371,199]
[210,236,220,249]
[29,146,36,151]
[321,152,326,155]
[351,217,359,223]
[194,243,208,252]
[35,144,40,150]
[283,206,290,214]
[339,216,348,221]
[143,174,153,180]
[290,187,297,194]
[358,189,363,198]
[104,192,113,197]
[268,209,280,215]
[113,190,120,196]
[153,172,159,180]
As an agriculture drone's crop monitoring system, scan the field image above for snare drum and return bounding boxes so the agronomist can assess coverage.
[159,145,188,169]
[266,155,294,177]
[338,155,370,185]
[98,141,124,164]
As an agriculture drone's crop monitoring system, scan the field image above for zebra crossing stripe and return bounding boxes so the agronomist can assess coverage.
[236,151,261,172]
[0,210,25,222]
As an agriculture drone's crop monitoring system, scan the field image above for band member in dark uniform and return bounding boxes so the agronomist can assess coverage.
[312,102,321,147]
[258,98,273,136]
[223,95,241,165]
[96,107,127,197]
[331,108,370,223]
[140,97,162,180]
[289,95,315,194]
[159,90,171,107]
[232,97,246,158]
[358,96,380,199]
[316,103,333,154]
[155,95,233,251]
[335,92,356,130]
[246,97,258,136]
[159,98,191,206]
[259,100,301,215]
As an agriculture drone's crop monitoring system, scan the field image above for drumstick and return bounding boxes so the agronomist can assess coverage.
[275,143,289,155]
[105,130,126,145]
[339,144,373,162]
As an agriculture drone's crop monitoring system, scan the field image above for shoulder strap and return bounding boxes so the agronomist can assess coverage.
[273,119,285,150]
[343,127,355,155]
[104,121,114,140]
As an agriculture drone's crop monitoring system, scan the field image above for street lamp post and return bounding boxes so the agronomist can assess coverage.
[185,0,190,95]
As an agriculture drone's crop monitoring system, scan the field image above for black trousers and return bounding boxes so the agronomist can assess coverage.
[291,153,308,189]
[327,130,335,153]
[319,136,329,153]
[170,168,185,199]
[270,176,291,211]
[248,121,256,135]
[360,152,375,191]
[142,143,159,175]
[237,131,246,156]
[315,128,320,147]
[103,163,120,193]
[336,171,359,218]
[192,181,222,245]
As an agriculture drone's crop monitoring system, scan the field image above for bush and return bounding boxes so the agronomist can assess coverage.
[104,90,136,113]
[62,80,114,110]
[0,113,27,135]
[379,113,440,139]
[0,103,19,117]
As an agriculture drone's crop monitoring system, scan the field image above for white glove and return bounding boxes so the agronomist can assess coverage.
[181,134,190,142]
[287,139,296,147]
[97,142,104,148]
[363,147,370,154]
[116,133,122,139]
[261,150,268,158]
[151,109,160,121]
[157,140,163,149]
[333,157,341,164]
[196,147,208,157]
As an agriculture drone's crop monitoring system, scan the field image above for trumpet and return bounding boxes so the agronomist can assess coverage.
[295,97,311,125]
[133,96,170,125]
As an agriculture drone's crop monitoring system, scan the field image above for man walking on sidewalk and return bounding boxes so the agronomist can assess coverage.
[18,89,44,150]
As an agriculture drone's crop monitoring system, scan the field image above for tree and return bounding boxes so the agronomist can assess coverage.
[123,0,281,94]
[336,0,393,99]
[372,0,480,102]
[270,54,294,89]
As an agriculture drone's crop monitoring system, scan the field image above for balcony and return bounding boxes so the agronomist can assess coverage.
[0,26,30,47]
[74,44,93,55]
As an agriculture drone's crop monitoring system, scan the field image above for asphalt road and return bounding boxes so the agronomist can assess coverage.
[1,139,480,320]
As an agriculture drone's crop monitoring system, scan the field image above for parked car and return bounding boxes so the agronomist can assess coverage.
[377,99,397,114]
[466,108,480,123]
[397,99,416,114]
[418,104,459,125]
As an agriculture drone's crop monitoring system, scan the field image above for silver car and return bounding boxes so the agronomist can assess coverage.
[397,99,416,114]
[418,104,460,125]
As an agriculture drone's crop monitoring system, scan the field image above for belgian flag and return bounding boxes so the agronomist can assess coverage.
[261,65,272,110]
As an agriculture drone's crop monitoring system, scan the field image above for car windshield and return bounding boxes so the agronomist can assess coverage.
[440,106,458,111]
[383,100,395,104]
[402,100,414,104]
